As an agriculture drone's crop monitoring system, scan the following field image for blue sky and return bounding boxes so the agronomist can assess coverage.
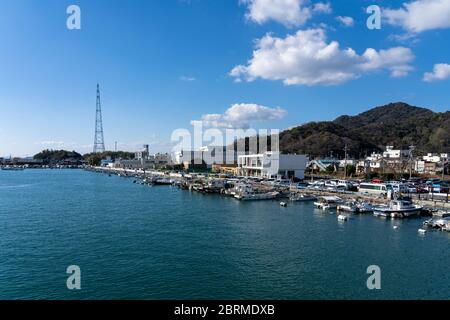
[1,0,449,157]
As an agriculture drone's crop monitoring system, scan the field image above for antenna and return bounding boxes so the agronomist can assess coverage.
[93,83,105,153]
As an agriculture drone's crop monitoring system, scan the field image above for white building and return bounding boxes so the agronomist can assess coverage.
[135,144,150,161]
[415,160,425,174]
[238,152,308,180]
[423,153,441,163]
[366,152,383,169]
[383,146,410,159]
[339,159,356,168]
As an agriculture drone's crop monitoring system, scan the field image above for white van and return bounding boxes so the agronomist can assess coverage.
[358,183,388,195]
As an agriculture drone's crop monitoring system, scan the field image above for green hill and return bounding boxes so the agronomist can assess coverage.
[280,102,450,158]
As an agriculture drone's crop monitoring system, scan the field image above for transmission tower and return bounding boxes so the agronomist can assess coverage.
[93,83,105,153]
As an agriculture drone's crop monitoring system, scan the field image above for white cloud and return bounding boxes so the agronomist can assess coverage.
[359,47,415,77]
[37,141,65,147]
[313,2,332,14]
[336,16,354,27]
[240,0,330,27]
[423,63,450,82]
[180,76,196,81]
[193,103,287,128]
[384,0,450,33]
[230,28,415,86]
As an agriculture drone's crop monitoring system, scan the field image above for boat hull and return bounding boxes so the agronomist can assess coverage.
[373,208,422,218]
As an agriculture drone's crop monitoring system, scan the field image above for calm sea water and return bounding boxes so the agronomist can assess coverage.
[0,169,449,300]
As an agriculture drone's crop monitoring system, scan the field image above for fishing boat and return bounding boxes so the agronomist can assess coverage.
[337,201,358,213]
[234,184,279,201]
[355,202,374,214]
[235,190,279,201]
[1,166,24,171]
[373,199,422,219]
[153,177,173,185]
[337,200,373,213]
[314,196,344,210]
[289,193,317,202]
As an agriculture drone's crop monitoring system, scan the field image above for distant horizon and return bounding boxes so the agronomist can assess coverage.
[1,1,449,157]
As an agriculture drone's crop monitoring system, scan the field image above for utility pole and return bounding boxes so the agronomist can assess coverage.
[409,145,415,180]
[442,158,448,180]
[344,143,348,180]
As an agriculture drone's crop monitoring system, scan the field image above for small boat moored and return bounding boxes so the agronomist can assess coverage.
[314,196,344,210]
[373,199,422,219]
[289,193,317,202]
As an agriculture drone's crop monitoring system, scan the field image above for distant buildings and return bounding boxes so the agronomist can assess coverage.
[174,146,238,171]
[383,145,410,159]
[415,153,449,175]
[105,144,172,170]
[135,145,149,161]
[308,146,449,177]
[93,142,449,178]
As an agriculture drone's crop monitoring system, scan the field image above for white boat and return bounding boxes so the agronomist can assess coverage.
[418,228,427,234]
[355,202,374,213]
[289,193,317,202]
[280,202,287,207]
[234,184,279,201]
[337,201,358,213]
[338,214,348,221]
[235,191,279,201]
[373,200,422,219]
[314,196,344,210]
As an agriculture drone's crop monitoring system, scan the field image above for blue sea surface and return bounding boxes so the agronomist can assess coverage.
[0,169,449,300]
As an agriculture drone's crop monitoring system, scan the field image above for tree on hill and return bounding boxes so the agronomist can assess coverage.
[34,150,83,163]
[83,151,135,167]
[279,102,450,157]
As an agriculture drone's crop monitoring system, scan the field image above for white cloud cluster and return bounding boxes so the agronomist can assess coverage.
[38,141,65,147]
[336,16,354,27]
[240,0,331,27]
[230,28,415,86]
[312,2,332,14]
[423,63,450,82]
[193,103,287,128]
[384,0,450,33]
